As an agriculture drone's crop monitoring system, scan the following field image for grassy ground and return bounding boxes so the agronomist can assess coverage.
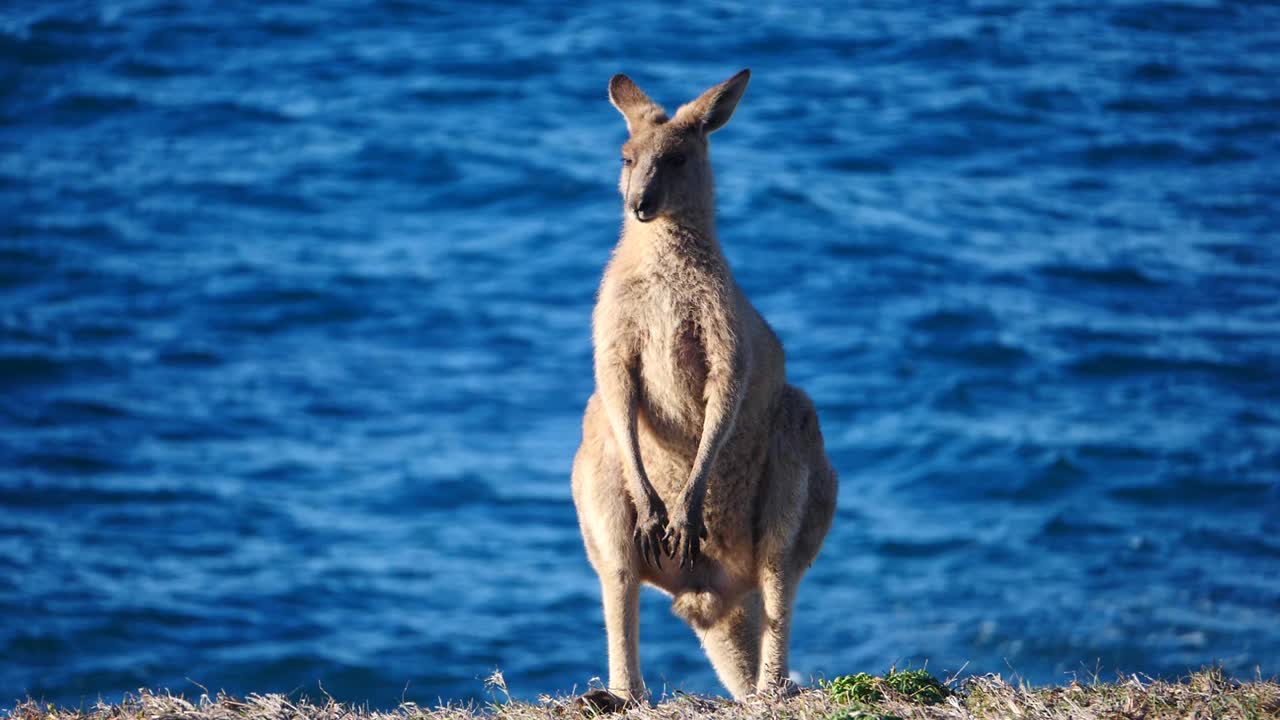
[8,669,1278,720]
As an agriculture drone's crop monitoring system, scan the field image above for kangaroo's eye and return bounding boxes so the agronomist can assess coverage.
[669,153,686,167]
[621,156,634,167]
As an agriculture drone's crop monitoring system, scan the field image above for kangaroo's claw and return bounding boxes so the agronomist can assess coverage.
[665,515,703,568]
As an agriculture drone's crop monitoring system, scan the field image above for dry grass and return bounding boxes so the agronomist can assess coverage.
[7,669,1278,720]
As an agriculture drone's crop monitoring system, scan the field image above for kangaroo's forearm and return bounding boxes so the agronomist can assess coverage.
[598,360,659,510]
[681,371,743,511]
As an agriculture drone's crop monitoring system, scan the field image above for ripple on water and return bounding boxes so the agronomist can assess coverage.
[1036,262,1163,288]
[0,479,217,509]
[1110,475,1274,509]
[1066,351,1273,385]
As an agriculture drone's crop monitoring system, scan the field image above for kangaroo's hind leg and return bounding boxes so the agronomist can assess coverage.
[693,590,762,700]
[571,397,647,710]
[753,386,836,695]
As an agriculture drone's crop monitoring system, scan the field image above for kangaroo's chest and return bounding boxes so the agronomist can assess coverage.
[627,282,709,443]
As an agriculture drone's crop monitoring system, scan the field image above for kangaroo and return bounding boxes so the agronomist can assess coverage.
[570,69,837,711]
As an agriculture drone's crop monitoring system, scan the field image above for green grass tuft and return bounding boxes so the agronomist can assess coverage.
[823,669,951,707]
[824,672,881,705]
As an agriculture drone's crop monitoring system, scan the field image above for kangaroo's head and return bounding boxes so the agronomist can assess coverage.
[608,69,750,224]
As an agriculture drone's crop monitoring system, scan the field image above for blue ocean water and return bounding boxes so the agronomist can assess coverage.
[3,0,1279,708]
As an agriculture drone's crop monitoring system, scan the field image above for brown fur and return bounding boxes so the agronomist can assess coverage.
[571,69,837,708]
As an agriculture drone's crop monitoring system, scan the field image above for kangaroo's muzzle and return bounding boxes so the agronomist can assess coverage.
[631,196,658,222]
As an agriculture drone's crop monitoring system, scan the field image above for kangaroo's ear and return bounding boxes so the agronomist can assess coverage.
[675,69,750,134]
[609,74,667,134]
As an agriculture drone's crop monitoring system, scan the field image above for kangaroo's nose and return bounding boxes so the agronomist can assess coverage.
[632,197,656,222]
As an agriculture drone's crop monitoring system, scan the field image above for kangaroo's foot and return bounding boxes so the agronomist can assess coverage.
[576,688,641,715]
[751,677,800,700]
